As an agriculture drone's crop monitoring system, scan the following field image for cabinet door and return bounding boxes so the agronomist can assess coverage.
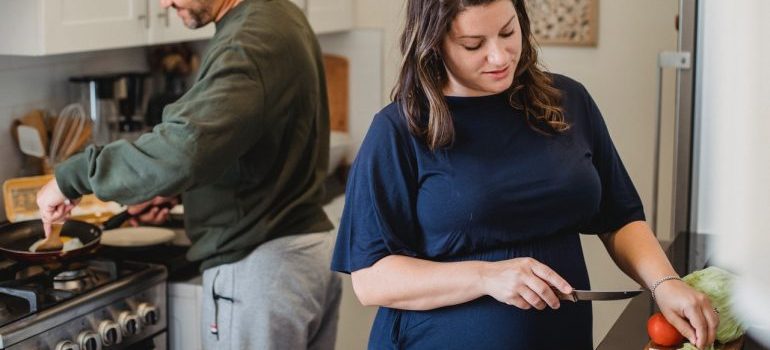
[307,0,353,34]
[43,0,149,55]
[148,1,214,45]
[288,0,307,11]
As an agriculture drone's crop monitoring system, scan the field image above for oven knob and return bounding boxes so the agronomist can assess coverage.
[118,311,143,337]
[137,303,160,326]
[55,340,80,350]
[76,331,101,350]
[98,320,123,346]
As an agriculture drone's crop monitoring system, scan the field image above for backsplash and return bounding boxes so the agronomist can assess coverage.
[0,48,150,221]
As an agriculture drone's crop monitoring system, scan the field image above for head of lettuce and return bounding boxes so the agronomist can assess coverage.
[677,266,745,350]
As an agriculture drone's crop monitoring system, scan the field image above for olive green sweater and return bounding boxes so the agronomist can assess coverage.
[56,0,333,270]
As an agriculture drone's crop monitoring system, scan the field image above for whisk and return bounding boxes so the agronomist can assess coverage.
[49,103,91,166]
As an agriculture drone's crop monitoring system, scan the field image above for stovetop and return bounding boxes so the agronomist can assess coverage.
[0,257,150,328]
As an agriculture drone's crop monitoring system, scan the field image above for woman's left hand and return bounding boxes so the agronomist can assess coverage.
[653,279,719,350]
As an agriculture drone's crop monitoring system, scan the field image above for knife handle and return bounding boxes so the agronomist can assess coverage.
[551,287,577,302]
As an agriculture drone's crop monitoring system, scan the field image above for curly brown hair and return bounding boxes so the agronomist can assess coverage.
[392,0,567,151]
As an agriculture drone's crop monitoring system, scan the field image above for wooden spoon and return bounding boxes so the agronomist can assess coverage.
[34,222,64,252]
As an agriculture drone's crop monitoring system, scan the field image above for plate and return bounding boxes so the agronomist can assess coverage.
[169,204,184,216]
[101,227,175,247]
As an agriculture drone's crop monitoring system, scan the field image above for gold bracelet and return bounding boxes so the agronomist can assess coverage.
[650,275,681,301]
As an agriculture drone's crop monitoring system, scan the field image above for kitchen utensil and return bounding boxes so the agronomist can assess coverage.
[16,124,47,158]
[553,288,643,302]
[18,109,49,150]
[61,121,92,159]
[33,222,64,252]
[0,209,132,263]
[0,220,101,263]
[12,109,51,174]
[49,103,89,166]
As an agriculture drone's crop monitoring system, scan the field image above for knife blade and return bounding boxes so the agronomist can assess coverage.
[552,287,643,302]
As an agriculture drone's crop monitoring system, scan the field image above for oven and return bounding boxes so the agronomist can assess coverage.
[0,258,167,350]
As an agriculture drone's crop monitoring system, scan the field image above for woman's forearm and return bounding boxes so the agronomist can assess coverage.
[351,255,489,310]
[599,220,678,289]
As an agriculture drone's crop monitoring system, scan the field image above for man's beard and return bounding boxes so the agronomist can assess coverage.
[179,0,215,29]
[183,9,211,29]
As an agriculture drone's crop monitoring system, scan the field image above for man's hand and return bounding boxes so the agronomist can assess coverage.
[36,178,80,237]
[127,196,179,226]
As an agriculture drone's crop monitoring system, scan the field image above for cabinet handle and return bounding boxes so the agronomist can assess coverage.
[158,8,170,27]
[138,0,150,28]
[138,14,149,28]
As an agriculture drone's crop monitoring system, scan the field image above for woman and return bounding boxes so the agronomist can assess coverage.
[332,0,718,348]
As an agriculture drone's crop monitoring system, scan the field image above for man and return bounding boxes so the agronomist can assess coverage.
[36,0,341,348]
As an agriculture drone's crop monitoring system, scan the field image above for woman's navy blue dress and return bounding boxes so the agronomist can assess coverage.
[331,75,645,349]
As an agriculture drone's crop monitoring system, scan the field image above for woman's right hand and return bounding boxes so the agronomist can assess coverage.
[481,257,573,310]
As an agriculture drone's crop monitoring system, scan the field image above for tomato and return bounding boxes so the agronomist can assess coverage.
[647,312,684,346]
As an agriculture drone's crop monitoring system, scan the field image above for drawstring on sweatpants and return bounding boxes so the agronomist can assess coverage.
[210,269,235,340]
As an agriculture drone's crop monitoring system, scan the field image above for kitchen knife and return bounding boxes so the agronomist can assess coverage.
[552,287,643,302]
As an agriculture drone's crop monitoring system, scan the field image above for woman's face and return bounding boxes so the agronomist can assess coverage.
[441,0,522,97]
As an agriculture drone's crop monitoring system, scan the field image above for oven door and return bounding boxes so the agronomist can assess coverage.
[126,332,167,350]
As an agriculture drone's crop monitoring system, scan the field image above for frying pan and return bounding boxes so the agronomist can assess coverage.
[0,211,131,264]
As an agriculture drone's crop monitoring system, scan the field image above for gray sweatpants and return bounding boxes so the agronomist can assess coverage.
[201,231,341,350]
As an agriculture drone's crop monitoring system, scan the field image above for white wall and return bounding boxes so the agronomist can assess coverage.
[353,1,405,104]
[349,0,679,347]
[0,48,149,221]
[696,1,770,344]
[317,30,383,350]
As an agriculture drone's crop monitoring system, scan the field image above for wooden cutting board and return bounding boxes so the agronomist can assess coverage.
[323,54,348,132]
[644,335,744,350]
[3,175,120,224]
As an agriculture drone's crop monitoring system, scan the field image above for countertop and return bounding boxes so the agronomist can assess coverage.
[596,233,769,350]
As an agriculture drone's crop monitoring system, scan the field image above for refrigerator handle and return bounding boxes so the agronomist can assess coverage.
[652,51,691,236]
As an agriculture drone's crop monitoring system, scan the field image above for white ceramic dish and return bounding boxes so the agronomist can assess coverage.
[101,227,175,247]
[169,204,184,216]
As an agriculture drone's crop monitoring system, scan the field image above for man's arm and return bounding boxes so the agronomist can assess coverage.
[55,47,265,204]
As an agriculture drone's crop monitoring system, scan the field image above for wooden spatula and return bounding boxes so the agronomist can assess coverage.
[35,222,64,252]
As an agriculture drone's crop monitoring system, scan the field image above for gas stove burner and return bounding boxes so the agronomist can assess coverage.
[15,262,62,280]
[53,266,96,292]
[54,267,88,281]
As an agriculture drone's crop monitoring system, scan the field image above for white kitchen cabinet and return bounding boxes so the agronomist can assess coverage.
[289,0,353,34]
[0,0,148,55]
[288,0,307,11]
[0,0,349,56]
[308,0,353,34]
[0,0,214,56]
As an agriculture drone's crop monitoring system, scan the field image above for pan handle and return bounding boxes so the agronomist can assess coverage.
[101,203,174,231]
[102,210,132,230]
